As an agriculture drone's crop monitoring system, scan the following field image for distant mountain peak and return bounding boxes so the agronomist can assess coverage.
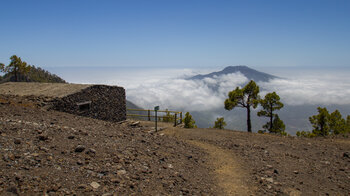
[189,65,277,82]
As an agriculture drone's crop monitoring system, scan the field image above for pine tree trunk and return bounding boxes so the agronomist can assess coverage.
[14,69,18,82]
[269,104,273,132]
[247,106,252,132]
[270,113,273,132]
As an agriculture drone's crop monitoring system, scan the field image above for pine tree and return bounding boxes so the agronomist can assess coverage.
[300,108,348,137]
[309,107,330,136]
[162,109,174,122]
[0,55,66,83]
[258,92,284,133]
[184,112,196,128]
[346,115,350,133]
[214,117,226,129]
[269,114,286,135]
[0,55,30,82]
[225,80,260,132]
[329,110,346,134]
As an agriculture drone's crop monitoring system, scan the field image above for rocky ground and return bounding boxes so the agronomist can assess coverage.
[1,94,350,195]
[0,95,218,195]
[163,126,350,195]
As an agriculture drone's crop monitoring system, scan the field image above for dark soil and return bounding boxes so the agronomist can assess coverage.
[1,94,350,195]
[0,95,218,195]
[163,127,350,195]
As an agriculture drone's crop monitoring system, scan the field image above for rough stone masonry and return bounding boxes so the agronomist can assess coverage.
[0,82,126,122]
[52,85,126,122]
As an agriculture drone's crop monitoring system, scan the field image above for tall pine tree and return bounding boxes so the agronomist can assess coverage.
[225,80,260,132]
[258,92,284,133]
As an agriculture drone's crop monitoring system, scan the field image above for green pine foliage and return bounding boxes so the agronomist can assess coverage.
[329,110,347,134]
[184,112,197,128]
[296,131,317,138]
[297,107,349,137]
[26,65,66,83]
[272,115,286,135]
[162,110,174,122]
[262,114,286,135]
[346,116,350,133]
[258,92,285,134]
[214,117,226,129]
[0,55,30,82]
[0,55,66,83]
[309,107,330,136]
[0,63,4,73]
[225,80,260,132]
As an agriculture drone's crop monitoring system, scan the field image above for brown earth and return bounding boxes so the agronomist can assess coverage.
[162,126,350,195]
[0,95,218,195]
[0,82,92,98]
[1,95,350,195]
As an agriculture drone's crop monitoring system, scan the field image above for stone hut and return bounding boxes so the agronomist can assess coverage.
[0,82,126,122]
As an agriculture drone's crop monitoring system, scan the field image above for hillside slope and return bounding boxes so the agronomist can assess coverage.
[163,127,350,195]
[0,65,66,83]
[0,95,218,195]
[1,94,349,195]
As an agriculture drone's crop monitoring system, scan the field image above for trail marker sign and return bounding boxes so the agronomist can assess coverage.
[154,106,159,131]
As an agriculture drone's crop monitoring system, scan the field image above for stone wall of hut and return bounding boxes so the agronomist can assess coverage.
[52,85,126,122]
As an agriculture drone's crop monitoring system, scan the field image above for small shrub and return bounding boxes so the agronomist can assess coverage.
[213,117,226,129]
[162,110,174,122]
[258,130,265,134]
[184,112,196,128]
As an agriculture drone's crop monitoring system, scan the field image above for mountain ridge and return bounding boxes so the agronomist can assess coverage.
[189,65,278,82]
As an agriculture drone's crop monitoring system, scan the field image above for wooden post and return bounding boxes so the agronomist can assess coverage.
[148,110,150,121]
[165,109,168,122]
[154,106,159,132]
[155,110,157,132]
[174,113,177,127]
[180,112,182,124]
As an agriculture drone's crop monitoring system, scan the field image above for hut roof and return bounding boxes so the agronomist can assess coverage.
[0,82,93,98]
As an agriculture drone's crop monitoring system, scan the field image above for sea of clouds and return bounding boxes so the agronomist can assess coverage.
[125,69,350,111]
[51,66,350,111]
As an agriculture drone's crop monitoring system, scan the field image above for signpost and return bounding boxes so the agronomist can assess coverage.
[154,106,159,131]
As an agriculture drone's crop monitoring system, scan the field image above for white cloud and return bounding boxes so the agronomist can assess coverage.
[57,66,350,110]
[125,68,350,111]
[260,76,350,105]
[126,72,248,111]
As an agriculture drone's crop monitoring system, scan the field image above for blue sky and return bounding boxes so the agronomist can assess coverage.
[1,0,349,69]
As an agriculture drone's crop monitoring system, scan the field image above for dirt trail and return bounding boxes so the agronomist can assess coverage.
[188,140,253,196]
[162,126,254,195]
[161,126,350,195]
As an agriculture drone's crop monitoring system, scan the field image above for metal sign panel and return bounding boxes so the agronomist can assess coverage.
[154,106,159,111]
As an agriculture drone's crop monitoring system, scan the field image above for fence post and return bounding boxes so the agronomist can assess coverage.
[148,110,150,121]
[180,112,182,124]
[166,109,168,122]
[155,110,157,131]
[174,113,177,127]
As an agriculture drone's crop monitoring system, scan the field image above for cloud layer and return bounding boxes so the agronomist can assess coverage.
[127,72,248,111]
[125,69,350,111]
[53,66,350,111]
[260,77,350,106]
